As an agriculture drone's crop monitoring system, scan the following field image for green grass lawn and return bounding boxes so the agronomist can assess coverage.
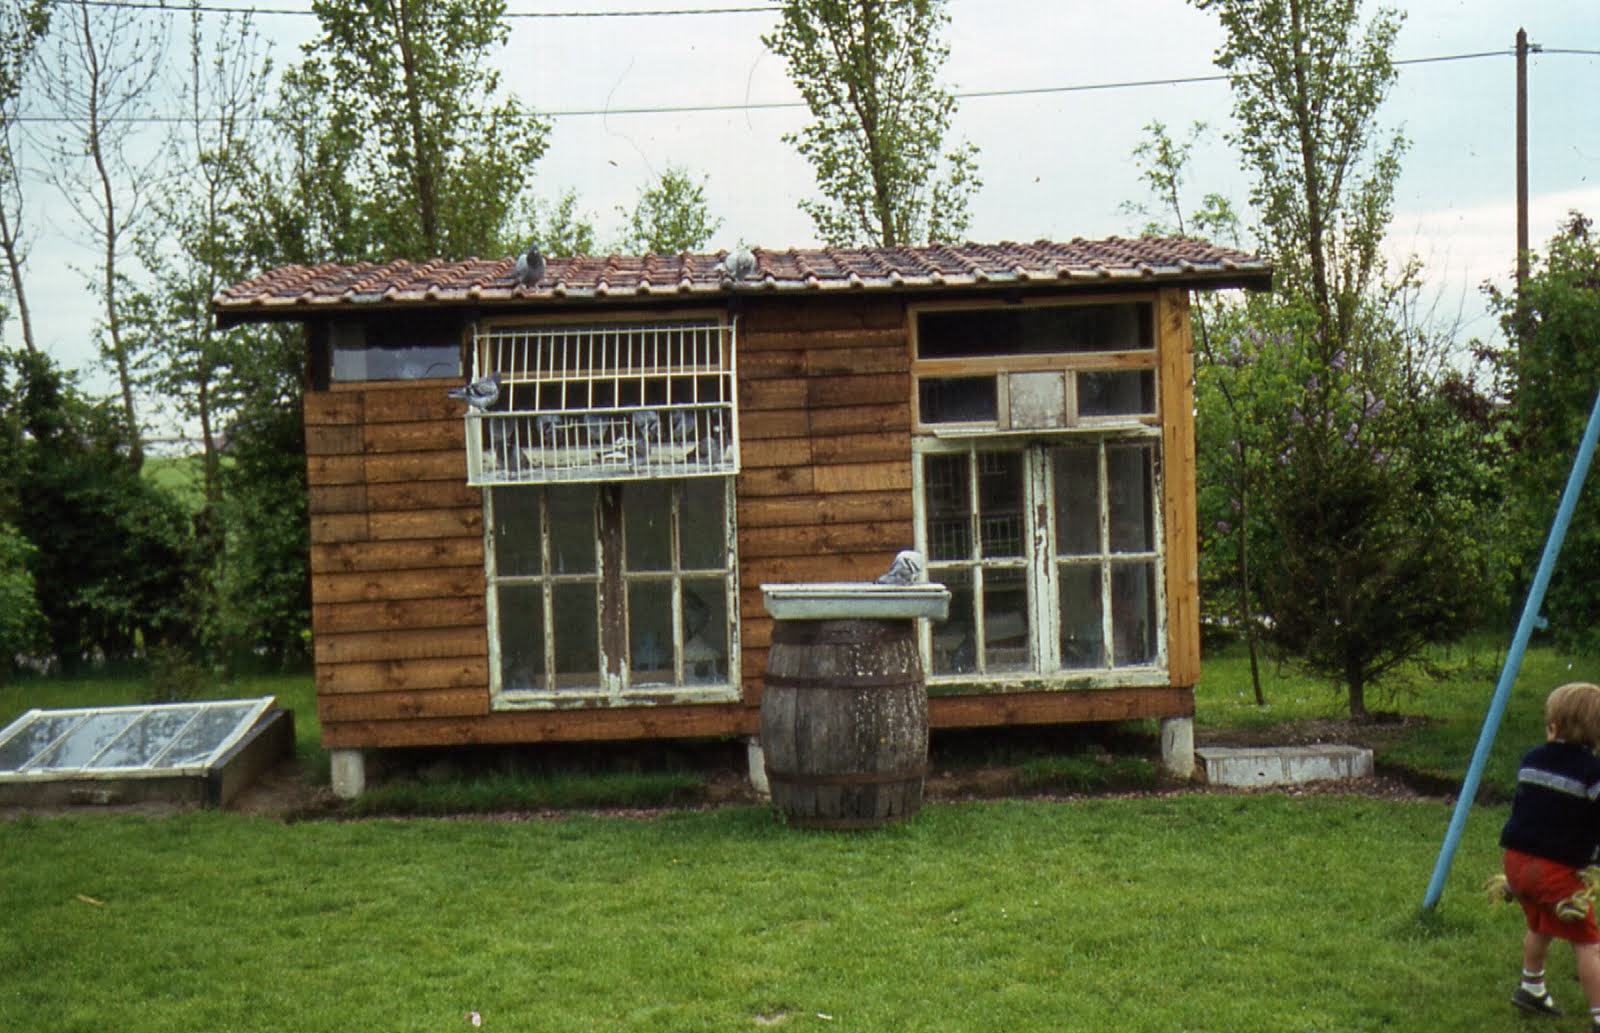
[3,641,1597,1030]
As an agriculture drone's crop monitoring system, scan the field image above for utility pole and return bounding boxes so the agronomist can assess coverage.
[1515,27,1536,293]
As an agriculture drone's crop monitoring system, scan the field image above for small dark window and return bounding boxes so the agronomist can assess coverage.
[917,303,1153,359]
[919,376,998,424]
[1078,370,1156,418]
[329,316,463,383]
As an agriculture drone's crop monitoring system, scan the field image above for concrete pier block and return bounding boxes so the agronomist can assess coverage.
[1196,745,1374,788]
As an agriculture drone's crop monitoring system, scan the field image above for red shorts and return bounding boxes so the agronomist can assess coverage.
[1505,848,1600,943]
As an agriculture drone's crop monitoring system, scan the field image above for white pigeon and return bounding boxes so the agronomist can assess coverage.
[876,549,927,585]
[514,245,546,288]
[447,372,502,409]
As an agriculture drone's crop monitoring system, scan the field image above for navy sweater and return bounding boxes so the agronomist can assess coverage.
[1500,740,1600,869]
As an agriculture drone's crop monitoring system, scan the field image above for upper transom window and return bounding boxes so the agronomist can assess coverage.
[466,319,738,485]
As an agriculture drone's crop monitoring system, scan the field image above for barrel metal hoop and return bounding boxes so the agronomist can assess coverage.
[765,766,929,787]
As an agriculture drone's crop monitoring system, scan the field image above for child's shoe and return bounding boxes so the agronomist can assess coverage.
[1511,986,1564,1017]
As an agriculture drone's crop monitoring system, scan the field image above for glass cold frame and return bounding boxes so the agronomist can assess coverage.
[0,698,276,776]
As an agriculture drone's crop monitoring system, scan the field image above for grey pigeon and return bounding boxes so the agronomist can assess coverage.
[632,409,662,460]
[876,549,927,585]
[448,372,502,409]
[720,245,756,283]
[536,413,566,445]
[514,245,546,288]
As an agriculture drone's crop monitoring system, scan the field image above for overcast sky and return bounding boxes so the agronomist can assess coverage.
[9,0,1599,431]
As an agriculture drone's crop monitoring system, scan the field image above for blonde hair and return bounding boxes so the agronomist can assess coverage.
[1546,682,1600,748]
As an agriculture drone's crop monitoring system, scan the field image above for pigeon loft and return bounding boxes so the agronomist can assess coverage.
[213,240,1272,798]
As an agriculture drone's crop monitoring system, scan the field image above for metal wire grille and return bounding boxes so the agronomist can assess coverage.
[467,320,738,485]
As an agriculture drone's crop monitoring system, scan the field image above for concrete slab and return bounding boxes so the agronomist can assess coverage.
[1196,744,1374,788]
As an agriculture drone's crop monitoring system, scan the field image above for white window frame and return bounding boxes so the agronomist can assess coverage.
[485,478,741,709]
[466,316,739,485]
[912,433,1168,688]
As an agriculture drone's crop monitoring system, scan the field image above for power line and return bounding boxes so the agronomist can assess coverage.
[12,46,1593,125]
[41,0,772,16]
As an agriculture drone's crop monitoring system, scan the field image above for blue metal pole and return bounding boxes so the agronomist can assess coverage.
[1423,388,1600,910]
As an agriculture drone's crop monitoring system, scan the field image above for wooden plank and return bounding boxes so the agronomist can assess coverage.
[310,513,369,545]
[306,455,365,486]
[364,419,464,454]
[737,349,807,379]
[737,523,910,560]
[739,553,889,584]
[361,384,465,424]
[313,595,485,635]
[739,377,808,411]
[738,409,809,440]
[809,404,911,436]
[364,450,467,482]
[304,392,362,427]
[738,491,911,530]
[810,431,910,465]
[319,688,490,724]
[314,567,484,605]
[309,484,368,516]
[1158,288,1202,687]
[734,466,816,498]
[746,327,907,353]
[738,437,812,470]
[813,461,912,493]
[742,299,904,335]
[928,686,1195,728]
[319,656,490,694]
[367,479,483,513]
[314,625,487,665]
[305,425,364,457]
[368,507,481,541]
[311,536,484,574]
[807,373,909,409]
[319,702,757,749]
[806,345,908,377]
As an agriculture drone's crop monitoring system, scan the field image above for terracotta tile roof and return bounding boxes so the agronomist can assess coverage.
[213,238,1271,324]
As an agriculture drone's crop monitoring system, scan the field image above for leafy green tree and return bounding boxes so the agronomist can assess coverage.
[617,166,722,255]
[1489,213,1600,651]
[764,0,980,246]
[289,0,549,260]
[1193,0,1485,716]
[0,521,41,680]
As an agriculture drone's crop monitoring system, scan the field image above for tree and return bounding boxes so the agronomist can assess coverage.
[616,166,722,255]
[1490,213,1600,651]
[34,0,167,469]
[764,0,980,247]
[289,0,550,261]
[0,0,49,354]
[1193,0,1484,717]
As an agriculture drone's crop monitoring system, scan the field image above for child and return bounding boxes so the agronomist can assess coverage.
[1501,681,1600,1027]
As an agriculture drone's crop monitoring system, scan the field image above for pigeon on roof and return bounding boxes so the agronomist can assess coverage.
[876,549,927,585]
[514,245,546,288]
[719,245,756,284]
[447,372,502,409]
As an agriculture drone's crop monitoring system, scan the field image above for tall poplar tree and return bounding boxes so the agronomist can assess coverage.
[764,0,980,247]
[0,0,49,354]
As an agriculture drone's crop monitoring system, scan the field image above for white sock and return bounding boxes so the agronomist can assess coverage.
[1522,969,1547,995]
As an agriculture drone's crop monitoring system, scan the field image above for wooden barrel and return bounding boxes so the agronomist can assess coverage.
[760,618,929,829]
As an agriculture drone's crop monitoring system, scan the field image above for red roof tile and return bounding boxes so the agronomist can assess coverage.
[212,238,1271,324]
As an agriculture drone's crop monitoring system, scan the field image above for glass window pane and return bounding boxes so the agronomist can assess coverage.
[931,568,977,675]
[679,481,727,571]
[1059,564,1105,669]
[977,452,1025,559]
[548,486,595,575]
[1112,562,1159,666]
[917,303,1153,358]
[923,454,972,562]
[983,567,1031,672]
[919,376,997,423]
[628,580,673,684]
[0,714,81,771]
[1078,370,1156,417]
[31,712,141,770]
[492,488,543,576]
[1053,445,1101,556]
[552,583,599,686]
[160,704,258,768]
[1108,445,1156,553]
[497,584,546,692]
[89,707,201,768]
[681,579,729,684]
[625,481,673,572]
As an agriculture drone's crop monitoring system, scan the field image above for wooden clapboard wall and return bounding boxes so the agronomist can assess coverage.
[734,298,917,697]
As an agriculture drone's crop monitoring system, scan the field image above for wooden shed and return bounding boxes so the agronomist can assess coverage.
[213,239,1271,795]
